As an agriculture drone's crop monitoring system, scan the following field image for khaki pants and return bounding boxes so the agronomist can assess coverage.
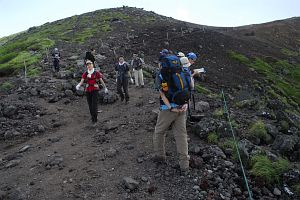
[134,69,144,86]
[153,110,189,169]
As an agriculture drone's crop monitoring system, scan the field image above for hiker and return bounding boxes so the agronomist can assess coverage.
[115,56,130,103]
[76,60,108,124]
[180,56,195,89]
[131,53,145,88]
[138,50,145,62]
[153,50,192,175]
[85,48,96,66]
[177,52,185,58]
[52,48,60,72]
[186,52,198,77]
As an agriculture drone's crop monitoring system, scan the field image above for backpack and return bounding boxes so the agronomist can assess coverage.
[132,58,143,70]
[160,55,190,105]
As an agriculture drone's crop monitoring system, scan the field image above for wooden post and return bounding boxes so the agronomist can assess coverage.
[113,48,117,59]
[143,39,145,46]
[24,60,27,84]
[181,27,183,36]
[167,32,169,40]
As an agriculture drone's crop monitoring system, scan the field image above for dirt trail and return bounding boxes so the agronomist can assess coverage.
[2,80,204,199]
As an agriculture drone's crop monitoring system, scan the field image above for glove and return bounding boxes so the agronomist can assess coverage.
[130,78,134,84]
[76,84,81,90]
[104,88,108,93]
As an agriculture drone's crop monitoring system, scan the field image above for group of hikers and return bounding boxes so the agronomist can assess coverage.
[53,47,199,174]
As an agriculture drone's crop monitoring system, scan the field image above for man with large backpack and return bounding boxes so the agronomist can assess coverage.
[153,49,192,175]
[131,53,145,88]
[52,48,60,72]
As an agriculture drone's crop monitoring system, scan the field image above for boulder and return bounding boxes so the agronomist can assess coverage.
[272,134,299,154]
[62,82,73,90]
[265,123,279,138]
[3,105,18,117]
[195,101,210,112]
[65,89,74,98]
[98,90,118,104]
[122,177,139,191]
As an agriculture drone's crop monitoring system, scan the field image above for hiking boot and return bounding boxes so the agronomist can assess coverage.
[141,85,144,88]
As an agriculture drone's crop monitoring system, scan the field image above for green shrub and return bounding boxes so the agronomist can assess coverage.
[280,120,289,131]
[0,81,13,90]
[219,139,238,160]
[228,51,250,64]
[143,69,152,78]
[213,108,224,118]
[0,52,18,64]
[207,132,218,144]
[27,67,41,77]
[249,120,267,141]
[251,155,291,184]
[195,84,211,94]
[281,48,299,57]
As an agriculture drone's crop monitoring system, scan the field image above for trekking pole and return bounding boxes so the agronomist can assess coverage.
[166,32,169,40]
[192,90,196,110]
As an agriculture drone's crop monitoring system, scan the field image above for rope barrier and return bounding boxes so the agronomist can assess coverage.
[221,89,253,200]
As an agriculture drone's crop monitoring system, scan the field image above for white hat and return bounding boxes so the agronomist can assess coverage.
[86,60,93,64]
[177,52,185,57]
[180,57,191,68]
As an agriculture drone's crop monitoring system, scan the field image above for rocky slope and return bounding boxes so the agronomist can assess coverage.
[0,6,300,200]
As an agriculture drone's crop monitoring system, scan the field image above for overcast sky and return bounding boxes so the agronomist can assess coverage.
[0,0,299,37]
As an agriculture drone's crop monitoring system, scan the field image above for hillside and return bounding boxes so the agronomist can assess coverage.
[0,7,300,200]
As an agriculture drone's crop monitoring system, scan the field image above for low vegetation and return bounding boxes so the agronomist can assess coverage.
[228,51,300,109]
[250,155,291,184]
[194,83,212,95]
[27,66,41,77]
[0,81,13,90]
[207,132,218,144]
[212,108,224,118]
[249,120,267,138]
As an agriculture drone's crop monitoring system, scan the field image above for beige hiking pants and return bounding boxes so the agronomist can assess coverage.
[153,110,189,169]
[134,69,144,86]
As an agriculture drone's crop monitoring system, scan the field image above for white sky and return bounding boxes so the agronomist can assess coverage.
[0,0,299,37]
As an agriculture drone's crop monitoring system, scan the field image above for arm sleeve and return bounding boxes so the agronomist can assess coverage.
[115,64,118,71]
[96,71,103,79]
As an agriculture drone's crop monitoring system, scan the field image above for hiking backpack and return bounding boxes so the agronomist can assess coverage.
[160,55,190,105]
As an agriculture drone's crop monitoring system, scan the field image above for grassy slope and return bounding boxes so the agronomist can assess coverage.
[229,51,300,107]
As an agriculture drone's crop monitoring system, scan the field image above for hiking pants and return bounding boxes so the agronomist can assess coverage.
[134,69,144,86]
[153,110,189,170]
[53,59,59,72]
[117,78,129,101]
[86,90,98,122]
